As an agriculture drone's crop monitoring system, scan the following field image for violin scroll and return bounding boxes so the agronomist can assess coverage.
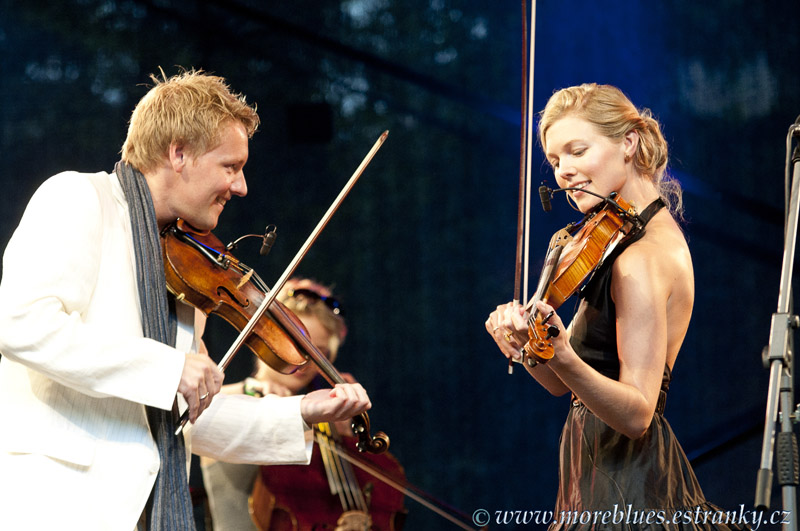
[522,310,558,367]
[352,413,390,454]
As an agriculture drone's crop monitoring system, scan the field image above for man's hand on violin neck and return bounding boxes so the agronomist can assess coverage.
[179,352,224,423]
[300,383,372,425]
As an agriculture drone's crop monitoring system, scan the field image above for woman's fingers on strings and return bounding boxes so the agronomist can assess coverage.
[535,299,553,314]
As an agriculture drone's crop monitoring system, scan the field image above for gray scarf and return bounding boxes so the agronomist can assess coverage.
[115,161,196,531]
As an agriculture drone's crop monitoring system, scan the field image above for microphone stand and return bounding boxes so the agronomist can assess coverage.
[755,119,800,529]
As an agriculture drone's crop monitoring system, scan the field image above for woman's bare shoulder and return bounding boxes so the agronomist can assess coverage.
[613,211,694,297]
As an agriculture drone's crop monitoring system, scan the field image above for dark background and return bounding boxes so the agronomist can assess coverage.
[1,1,799,529]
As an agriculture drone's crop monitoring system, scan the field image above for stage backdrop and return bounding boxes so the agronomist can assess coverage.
[1,1,799,529]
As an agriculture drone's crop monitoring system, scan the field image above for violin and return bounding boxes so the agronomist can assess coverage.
[160,219,389,454]
[250,421,407,531]
[520,191,643,367]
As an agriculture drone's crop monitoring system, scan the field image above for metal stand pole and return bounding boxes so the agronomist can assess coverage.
[756,120,800,530]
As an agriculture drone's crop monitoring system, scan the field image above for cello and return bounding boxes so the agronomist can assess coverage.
[249,411,484,531]
[250,418,407,531]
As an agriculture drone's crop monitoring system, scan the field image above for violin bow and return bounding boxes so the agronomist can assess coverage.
[510,0,537,374]
[216,130,388,374]
[175,131,389,434]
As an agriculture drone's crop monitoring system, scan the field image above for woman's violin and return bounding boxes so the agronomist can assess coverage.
[520,190,643,367]
[161,219,389,454]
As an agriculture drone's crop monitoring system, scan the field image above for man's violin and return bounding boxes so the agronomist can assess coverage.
[161,219,389,454]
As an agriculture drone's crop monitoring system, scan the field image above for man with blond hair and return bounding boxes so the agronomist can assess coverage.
[0,69,372,531]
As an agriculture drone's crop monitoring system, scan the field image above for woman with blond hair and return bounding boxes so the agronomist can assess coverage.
[486,84,744,530]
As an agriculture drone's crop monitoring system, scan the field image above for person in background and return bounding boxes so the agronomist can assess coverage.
[201,277,351,530]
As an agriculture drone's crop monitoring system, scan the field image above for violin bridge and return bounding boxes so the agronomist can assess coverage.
[236,269,254,290]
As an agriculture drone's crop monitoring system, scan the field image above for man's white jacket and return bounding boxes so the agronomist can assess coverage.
[0,170,312,530]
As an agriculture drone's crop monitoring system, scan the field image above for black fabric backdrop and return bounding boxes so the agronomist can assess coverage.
[1,1,798,529]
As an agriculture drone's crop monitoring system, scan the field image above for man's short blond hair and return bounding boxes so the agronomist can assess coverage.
[121,69,260,173]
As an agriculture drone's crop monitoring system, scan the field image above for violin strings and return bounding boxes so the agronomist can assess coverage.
[317,425,349,506]
[316,425,368,512]
[326,430,367,511]
[337,442,368,511]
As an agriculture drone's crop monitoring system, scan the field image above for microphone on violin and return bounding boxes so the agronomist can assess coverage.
[539,184,553,212]
[538,185,621,211]
[225,224,278,255]
[537,186,645,232]
[539,184,591,212]
[260,225,277,256]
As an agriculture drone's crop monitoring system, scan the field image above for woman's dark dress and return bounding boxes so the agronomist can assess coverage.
[549,200,747,531]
